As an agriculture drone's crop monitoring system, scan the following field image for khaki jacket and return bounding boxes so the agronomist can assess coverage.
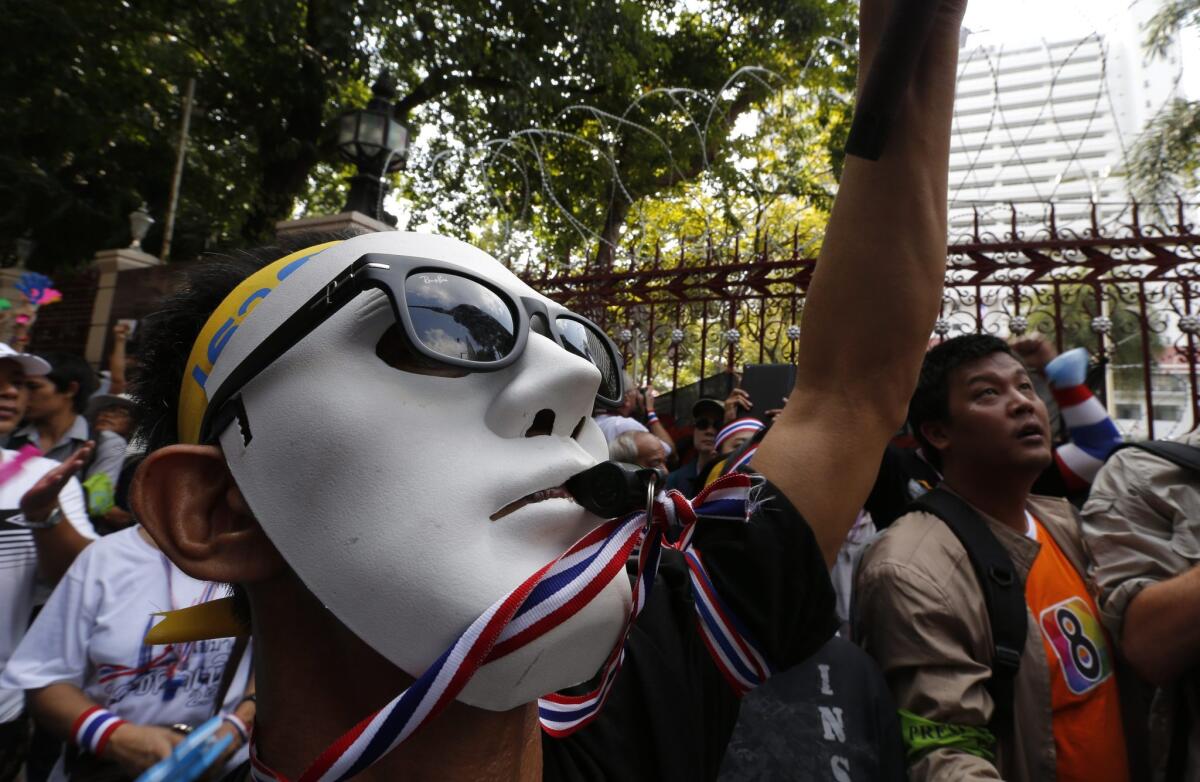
[854,493,1096,781]
[1082,428,1200,782]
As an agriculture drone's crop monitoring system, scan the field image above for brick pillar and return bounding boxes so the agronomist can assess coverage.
[86,248,161,366]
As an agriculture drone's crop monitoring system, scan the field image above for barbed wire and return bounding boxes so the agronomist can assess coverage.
[407,39,854,269]
[402,11,1191,270]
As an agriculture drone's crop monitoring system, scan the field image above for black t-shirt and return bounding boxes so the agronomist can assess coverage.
[543,479,836,781]
[864,444,941,529]
[224,480,835,781]
[718,636,906,782]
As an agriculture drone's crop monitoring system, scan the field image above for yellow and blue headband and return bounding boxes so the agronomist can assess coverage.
[177,241,341,445]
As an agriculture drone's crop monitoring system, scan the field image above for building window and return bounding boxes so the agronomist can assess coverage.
[1116,403,1142,420]
[1154,405,1184,422]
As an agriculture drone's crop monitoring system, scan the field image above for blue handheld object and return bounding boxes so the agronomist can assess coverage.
[136,716,234,782]
[1045,347,1089,388]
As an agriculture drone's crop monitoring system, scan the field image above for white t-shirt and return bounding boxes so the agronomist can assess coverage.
[593,414,673,455]
[1,527,250,779]
[0,448,94,723]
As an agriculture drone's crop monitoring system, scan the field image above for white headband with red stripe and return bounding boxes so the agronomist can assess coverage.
[715,417,764,450]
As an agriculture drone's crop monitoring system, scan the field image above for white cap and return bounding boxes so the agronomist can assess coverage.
[0,343,50,376]
[86,392,136,418]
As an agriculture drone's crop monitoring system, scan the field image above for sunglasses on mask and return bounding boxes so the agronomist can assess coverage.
[200,253,624,443]
[693,418,720,431]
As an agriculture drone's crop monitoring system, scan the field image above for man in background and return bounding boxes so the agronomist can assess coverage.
[609,430,668,478]
[666,397,723,497]
[593,373,676,459]
[1083,432,1200,781]
[8,353,125,492]
[0,344,95,781]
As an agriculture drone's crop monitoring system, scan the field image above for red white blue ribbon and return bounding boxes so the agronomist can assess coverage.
[727,442,759,475]
[249,472,764,781]
[715,417,765,451]
[72,706,126,756]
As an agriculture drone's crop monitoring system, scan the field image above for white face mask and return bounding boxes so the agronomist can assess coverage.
[206,233,631,709]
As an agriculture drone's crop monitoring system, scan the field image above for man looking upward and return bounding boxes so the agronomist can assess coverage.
[856,335,1131,781]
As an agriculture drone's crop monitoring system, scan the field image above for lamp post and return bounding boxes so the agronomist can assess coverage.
[128,204,155,251]
[14,234,35,268]
[338,74,409,224]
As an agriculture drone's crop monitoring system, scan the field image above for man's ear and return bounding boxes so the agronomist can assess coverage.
[131,445,286,584]
[919,419,952,455]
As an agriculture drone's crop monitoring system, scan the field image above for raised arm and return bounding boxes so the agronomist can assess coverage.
[754,0,965,564]
[24,445,97,581]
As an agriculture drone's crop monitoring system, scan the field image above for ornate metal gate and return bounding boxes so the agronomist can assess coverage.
[521,199,1200,440]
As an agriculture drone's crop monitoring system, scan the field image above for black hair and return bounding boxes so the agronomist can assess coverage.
[39,352,98,413]
[907,334,1014,468]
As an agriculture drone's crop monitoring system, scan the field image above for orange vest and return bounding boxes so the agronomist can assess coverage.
[1026,515,1128,782]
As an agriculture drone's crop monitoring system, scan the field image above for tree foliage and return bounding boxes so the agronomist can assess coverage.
[2,0,856,275]
[1128,0,1200,203]
[404,1,856,268]
[1,0,378,267]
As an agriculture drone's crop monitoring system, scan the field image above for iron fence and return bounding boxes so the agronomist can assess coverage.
[28,199,1200,440]
[521,199,1200,439]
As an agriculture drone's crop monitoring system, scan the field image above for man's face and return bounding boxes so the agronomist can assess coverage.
[95,405,133,439]
[633,432,667,475]
[0,360,29,436]
[927,351,1053,476]
[24,374,71,422]
[692,414,719,457]
[211,233,631,711]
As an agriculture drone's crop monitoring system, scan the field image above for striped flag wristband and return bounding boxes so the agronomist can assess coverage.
[72,706,126,756]
[222,712,250,743]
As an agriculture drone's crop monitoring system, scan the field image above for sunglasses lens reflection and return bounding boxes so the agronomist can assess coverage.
[558,316,621,401]
[405,273,517,362]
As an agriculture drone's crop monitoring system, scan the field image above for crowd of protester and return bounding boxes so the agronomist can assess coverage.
[594,334,1194,782]
[0,328,254,781]
[0,309,1196,781]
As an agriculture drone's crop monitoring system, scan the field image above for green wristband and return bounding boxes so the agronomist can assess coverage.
[898,709,996,762]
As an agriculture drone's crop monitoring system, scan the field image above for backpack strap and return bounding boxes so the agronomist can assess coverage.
[909,488,1027,736]
[1115,441,1200,473]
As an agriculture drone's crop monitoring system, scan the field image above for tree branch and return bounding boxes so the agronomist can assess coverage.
[394,69,517,118]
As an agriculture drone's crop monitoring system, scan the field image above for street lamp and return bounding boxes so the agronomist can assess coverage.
[14,234,35,268]
[338,73,409,224]
[128,204,154,250]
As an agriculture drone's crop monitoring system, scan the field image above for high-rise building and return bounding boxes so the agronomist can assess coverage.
[948,10,1184,236]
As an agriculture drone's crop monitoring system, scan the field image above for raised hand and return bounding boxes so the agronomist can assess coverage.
[723,389,751,423]
[19,441,94,521]
[1011,336,1058,376]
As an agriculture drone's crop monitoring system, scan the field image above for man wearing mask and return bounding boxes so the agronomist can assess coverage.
[125,0,968,775]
